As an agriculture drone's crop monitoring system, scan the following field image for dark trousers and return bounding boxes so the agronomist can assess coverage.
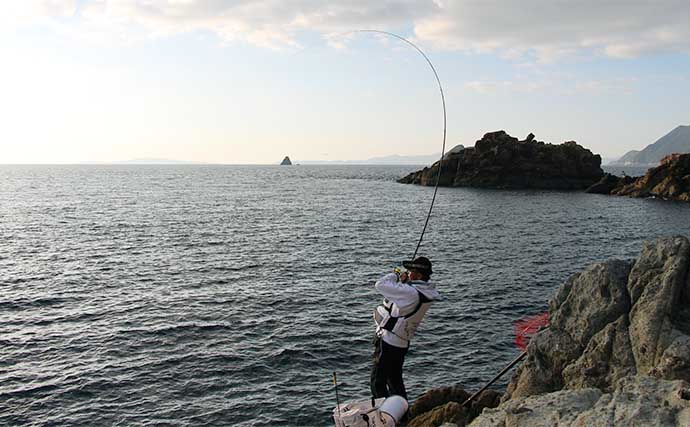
[370,336,408,400]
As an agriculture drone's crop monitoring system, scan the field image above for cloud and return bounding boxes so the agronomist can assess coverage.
[10,0,690,60]
[1,0,76,25]
[572,77,639,95]
[415,0,690,61]
[74,0,437,50]
[463,80,550,94]
[463,77,639,96]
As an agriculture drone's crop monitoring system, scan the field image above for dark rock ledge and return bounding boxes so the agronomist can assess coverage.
[408,236,690,427]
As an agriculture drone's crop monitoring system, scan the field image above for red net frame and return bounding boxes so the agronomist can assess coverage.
[514,312,549,351]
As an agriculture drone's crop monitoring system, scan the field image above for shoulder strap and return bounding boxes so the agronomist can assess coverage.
[382,299,393,313]
[404,290,431,318]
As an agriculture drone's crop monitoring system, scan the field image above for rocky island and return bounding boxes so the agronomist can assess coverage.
[398,131,604,190]
[407,236,690,427]
[398,130,690,202]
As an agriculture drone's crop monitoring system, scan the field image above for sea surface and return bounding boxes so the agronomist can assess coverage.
[1,164,689,427]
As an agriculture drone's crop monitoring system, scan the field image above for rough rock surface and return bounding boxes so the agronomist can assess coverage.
[409,386,471,419]
[409,402,466,427]
[505,260,634,399]
[408,387,501,427]
[398,131,603,190]
[549,260,632,348]
[588,153,690,201]
[627,236,690,380]
[612,153,690,201]
[505,236,690,401]
[470,376,690,427]
[471,387,602,427]
[561,315,636,391]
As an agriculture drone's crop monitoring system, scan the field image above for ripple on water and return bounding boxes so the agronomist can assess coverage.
[1,165,689,426]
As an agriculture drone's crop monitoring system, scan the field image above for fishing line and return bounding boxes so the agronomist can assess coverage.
[328,32,446,419]
[335,30,447,260]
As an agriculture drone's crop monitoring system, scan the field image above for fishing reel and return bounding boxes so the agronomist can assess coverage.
[393,267,409,283]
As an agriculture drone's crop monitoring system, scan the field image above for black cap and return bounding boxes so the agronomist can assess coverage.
[403,256,432,275]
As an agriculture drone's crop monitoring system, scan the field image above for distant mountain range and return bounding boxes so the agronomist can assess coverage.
[81,158,208,165]
[294,145,468,165]
[78,154,443,166]
[295,153,442,165]
[611,125,690,166]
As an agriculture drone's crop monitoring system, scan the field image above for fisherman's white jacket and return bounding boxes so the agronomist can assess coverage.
[373,273,441,348]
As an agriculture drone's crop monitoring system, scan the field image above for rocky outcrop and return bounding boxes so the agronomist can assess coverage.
[398,131,603,190]
[280,156,292,166]
[505,236,690,400]
[407,237,690,427]
[612,153,690,201]
[587,154,690,201]
[466,236,690,426]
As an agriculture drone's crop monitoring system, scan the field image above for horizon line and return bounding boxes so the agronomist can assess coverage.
[0,162,431,166]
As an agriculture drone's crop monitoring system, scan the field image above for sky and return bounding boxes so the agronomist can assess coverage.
[2,0,690,164]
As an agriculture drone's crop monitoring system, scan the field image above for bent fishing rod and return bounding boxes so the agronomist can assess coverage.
[329,31,447,415]
[335,30,447,260]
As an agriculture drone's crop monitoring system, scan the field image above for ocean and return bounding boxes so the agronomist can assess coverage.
[2,164,689,426]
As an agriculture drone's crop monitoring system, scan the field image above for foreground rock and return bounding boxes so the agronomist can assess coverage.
[398,131,603,190]
[467,235,690,426]
[471,376,690,427]
[407,387,502,427]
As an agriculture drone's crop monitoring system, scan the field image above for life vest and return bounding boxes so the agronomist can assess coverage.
[373,290,433,344]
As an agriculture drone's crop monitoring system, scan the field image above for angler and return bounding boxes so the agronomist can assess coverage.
[371,256,441,400]
[330,29,447,427]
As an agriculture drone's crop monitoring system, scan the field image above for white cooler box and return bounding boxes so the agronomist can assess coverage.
[333,395,408,427]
